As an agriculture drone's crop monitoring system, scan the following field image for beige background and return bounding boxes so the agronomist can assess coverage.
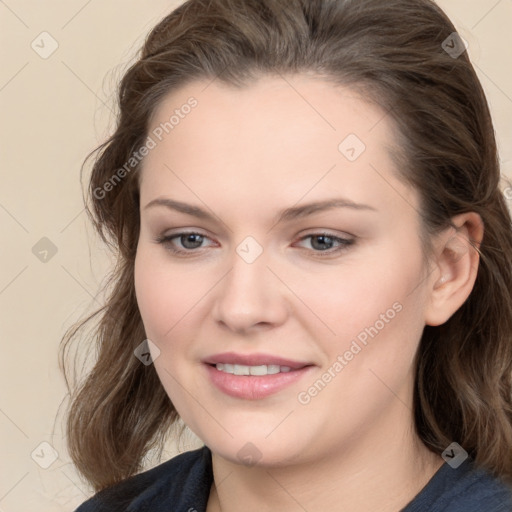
[1,1,511,510]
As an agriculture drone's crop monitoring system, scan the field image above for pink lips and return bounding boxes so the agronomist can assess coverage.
[203,352,315,400]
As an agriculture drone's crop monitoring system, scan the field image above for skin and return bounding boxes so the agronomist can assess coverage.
[134,74,483,512]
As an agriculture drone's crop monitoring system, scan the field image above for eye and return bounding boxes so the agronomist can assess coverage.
[153,230,355,258]
[153,231,215,255]
[293,232,355,257]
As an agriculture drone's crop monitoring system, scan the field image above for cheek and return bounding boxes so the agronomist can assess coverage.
[332,263,426,393]
[308,250,427,388]
[134,249,187,339]
[134,248,217,353]
[292,252,420,345]
[134,250,208,425]
[134,252,164,335]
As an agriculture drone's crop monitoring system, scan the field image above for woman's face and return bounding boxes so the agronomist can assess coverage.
[134,75,435,467]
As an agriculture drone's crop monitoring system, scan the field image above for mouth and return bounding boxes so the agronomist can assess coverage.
[210,362,299,375]
[202,351,312,369]
[202,352,315,400]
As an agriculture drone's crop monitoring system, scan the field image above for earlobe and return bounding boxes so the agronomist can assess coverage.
[424,212,484,327]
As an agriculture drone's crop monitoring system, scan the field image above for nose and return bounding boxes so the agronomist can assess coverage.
[211,245,289,334]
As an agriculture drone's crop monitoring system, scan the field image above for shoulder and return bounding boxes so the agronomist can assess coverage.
[403,458,512,512]
[73,445,212,512]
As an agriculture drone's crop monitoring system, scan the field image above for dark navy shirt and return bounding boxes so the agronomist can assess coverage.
[74,445,512,511]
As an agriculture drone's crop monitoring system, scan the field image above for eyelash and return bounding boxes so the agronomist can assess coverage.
[153,231,355,258]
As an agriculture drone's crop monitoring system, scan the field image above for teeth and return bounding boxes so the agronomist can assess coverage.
[234,364,249,375]
[215,363,293,375]
[263,364,278,375]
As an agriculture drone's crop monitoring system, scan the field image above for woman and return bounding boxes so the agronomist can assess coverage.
[64,0,512,510]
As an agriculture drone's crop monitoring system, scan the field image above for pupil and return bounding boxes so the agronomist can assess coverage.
[182,234,203,249]
[312,235,332,251]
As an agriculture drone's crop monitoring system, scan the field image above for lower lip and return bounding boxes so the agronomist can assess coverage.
[204,364,315,400]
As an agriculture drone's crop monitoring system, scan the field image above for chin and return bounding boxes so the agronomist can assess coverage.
[203,432,309,468]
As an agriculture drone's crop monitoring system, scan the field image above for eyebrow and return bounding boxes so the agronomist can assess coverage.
[144,196,377,225]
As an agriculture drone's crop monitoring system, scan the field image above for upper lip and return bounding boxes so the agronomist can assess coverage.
[203,352,312,369]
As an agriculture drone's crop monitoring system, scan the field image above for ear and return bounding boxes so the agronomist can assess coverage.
[424,212,484,327]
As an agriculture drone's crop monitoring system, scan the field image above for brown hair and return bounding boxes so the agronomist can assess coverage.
[60,0,512,492]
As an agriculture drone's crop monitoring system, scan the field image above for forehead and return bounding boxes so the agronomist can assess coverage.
[140,75,419,222]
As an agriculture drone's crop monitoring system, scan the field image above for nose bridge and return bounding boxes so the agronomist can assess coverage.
[212,235,286,331]
[223,237,271,305]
